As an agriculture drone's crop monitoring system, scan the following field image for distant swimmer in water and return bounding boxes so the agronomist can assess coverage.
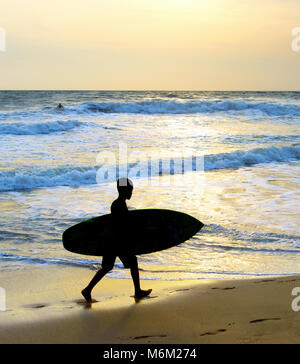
[57,103,64,109]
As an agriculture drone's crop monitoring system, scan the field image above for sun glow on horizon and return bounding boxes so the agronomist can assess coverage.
[1,0,300,90]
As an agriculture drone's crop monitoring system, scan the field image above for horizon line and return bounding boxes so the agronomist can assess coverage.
[0,89,300,92]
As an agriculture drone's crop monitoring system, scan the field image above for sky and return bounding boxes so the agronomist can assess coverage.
[0,0,300,90]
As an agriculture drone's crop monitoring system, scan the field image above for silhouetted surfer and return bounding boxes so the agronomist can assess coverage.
[57,103,64,109]
[81,178,152,303]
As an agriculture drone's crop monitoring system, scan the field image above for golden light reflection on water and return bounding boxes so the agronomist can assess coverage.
[1,160,299,279]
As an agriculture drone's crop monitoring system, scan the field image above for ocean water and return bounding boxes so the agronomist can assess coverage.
[0,90,299,280]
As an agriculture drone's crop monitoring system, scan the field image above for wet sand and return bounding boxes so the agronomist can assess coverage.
[1,266,300,344]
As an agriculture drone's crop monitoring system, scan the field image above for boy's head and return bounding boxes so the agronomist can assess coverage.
[117,177,133,200]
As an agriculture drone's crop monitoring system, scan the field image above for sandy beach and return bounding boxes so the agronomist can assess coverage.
[1,0,300,349]
[1,266,300,344]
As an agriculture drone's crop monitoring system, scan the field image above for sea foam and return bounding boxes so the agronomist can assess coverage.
[1,145,299,191]
[68,100,300,116]
[1,99,300,119]
[0,120,84,135]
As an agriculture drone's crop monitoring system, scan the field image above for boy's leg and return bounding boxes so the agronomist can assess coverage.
[120,255,152,298]
[81,255,115,302]
[129,256,141,293]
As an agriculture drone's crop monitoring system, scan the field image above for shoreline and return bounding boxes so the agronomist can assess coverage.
[1,266,300,343]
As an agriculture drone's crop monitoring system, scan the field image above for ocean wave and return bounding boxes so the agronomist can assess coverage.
[205,145,300,170]
[223,134,300,145]
[67,99,300,116]
[1,99,300,118]
[0,253,99,269]
[0,166,98,192]
[0,120,85,135]
[203,223,300,243]
[190,224,300,254]
[0,145,299,191]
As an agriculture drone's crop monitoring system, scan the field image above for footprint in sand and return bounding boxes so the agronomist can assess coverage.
[249,318,281,323]
[131,334,168,340]
[23,303,48,309]
[169,289,190,293]
[200,329,227,337]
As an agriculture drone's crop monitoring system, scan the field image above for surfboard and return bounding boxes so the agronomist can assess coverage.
[62,209,203,256]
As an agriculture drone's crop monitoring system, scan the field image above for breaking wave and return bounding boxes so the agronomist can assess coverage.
[1,99,300,119]
[0,145,299,192]
[67,99,300,116]
[0,120,85,135]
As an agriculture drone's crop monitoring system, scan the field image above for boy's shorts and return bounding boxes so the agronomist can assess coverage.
[102,254,137,269]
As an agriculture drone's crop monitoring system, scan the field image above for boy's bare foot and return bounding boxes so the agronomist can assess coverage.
[81,288,92,303]
[134,289,152,298]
